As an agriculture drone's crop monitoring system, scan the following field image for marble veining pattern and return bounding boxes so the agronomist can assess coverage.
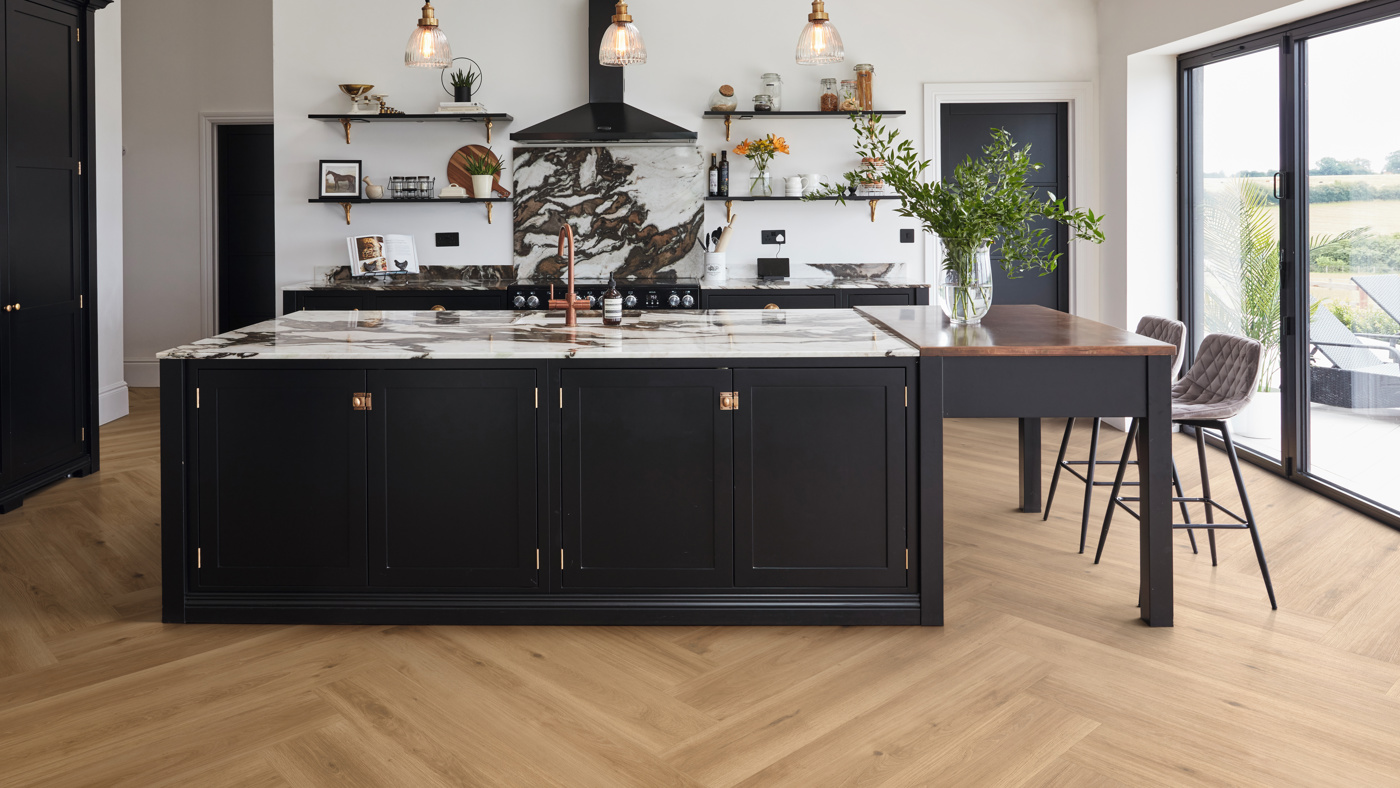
[512,147,705,280]
[158,310,918,361]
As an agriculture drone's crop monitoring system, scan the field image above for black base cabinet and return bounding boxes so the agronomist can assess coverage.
[163,358,919,625]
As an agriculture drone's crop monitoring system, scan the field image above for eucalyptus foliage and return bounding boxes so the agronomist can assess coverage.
[807,116,1106,279]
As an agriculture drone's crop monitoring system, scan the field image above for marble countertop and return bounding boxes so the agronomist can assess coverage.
[702,278,929,290]
[282,276,929,292]
[158,309,919,361]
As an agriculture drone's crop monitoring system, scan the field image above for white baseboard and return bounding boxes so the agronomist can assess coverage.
[125,360,160,389]
[98,381,130,425]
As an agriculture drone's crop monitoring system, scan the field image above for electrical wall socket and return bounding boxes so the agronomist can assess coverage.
[761,230,786,245]
[900,229,916,244]
[436,232,460,247]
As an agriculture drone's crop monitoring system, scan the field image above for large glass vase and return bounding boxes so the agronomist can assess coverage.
[939,240,993,324]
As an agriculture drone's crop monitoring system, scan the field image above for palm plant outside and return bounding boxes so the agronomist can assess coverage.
[808,117,1105,320]
[1201,179,1364,391]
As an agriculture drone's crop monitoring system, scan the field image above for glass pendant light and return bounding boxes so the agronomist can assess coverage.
[796,1,845,65]
[405,1,452,69]
[599,1,647,67]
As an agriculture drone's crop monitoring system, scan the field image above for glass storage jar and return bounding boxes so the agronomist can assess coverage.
[854,63,875,111]
[760,73,783,111]
[820,78,839,112]
[709,84,737,112]
[838,80,859,112]
[753,93,773,112]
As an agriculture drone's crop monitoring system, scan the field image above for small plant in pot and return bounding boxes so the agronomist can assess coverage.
[449,65,481,103]
[460,153,502,200]
[809,117,1106,323]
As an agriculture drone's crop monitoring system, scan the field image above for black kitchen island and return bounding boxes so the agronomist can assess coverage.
[159,306,1176,627]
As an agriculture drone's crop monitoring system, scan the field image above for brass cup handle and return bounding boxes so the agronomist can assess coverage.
[431,305,447,311]
[764,303,780,310]
[2,305,9,312]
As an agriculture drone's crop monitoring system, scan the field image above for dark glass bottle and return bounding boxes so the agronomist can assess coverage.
[708,153,719,197]
[719,151,730,197]
[603,273,623,326]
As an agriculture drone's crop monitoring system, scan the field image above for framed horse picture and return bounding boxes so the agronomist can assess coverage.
[319,160,363,199]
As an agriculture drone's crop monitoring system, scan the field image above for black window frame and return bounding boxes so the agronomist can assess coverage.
[1178,0,1400,531]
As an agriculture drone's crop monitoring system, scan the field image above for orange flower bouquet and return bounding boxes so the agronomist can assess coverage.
[733,134,790,196]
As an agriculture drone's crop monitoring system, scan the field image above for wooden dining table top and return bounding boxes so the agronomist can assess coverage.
[858,305,1176,357]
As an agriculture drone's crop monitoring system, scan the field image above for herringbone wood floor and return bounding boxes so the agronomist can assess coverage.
[1,389,1399,786]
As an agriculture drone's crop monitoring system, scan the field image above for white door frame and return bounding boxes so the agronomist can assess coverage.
[924,82,1099,321]
[200,112,274,338]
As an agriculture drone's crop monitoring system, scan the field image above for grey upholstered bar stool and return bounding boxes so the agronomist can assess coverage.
[1094,332,1278,609]
[1044,315,1189,553]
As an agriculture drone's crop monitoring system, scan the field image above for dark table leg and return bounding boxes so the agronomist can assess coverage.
[1138,355,1174,626]
[920,359,944,626]
[1018,417,1042,513]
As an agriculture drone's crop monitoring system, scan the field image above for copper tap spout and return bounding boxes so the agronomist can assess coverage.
[548,222,588,327]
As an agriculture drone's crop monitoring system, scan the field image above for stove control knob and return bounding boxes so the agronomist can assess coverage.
[623,294,638,308]
[668,293,681,308]
[512,294,527,309]
[587,295,599,308]
[526,295,540,309]
[681,294,696,308]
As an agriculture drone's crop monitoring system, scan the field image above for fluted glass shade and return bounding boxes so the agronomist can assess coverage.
[796,20,845,65]
[599,21,647,66]
[405,24,452,68]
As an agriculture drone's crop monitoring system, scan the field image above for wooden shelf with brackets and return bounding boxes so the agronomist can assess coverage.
[703,110,906,142]
[309,113,514,144]
[705,194,902,223]
[308,197,513,226]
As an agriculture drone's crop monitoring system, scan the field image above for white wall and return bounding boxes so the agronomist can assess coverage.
[96,1,125,422]
[272,0,1099,298]
[121,0,272,387]
[1096,0,1361,330]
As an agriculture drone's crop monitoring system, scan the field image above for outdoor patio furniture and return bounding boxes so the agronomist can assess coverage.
[1350,275,1400,347]
[1309,307,1400,409]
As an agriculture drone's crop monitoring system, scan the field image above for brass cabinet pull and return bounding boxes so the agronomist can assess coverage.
[431,305,447,311]
[11,304,18,310]
[2,305,9,312]
[764,303,780,310]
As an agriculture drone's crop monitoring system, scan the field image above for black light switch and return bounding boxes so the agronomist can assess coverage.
[900,229,916,243]
[436,232,460,247]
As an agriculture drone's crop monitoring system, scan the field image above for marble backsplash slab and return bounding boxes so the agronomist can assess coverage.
[512,146,706,280]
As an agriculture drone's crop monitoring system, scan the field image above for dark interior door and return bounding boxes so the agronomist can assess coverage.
[560,368,734,588]
[195,369,368,588]
[734,368,908,588]
[2,0,85,482]
[217,124,274,333]
[368,369,540,588]
[941,102,1070,312]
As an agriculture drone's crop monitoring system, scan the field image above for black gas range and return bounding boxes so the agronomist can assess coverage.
[508,279,701,311]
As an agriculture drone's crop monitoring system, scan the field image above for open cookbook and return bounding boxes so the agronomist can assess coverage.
[347,234,420,276]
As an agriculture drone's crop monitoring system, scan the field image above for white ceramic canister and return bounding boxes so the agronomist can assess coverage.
[704,252,728,282]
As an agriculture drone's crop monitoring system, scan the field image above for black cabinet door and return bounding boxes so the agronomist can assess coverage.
[734,368,908,588]
[375,294,507,311]
[845,291,915,308]
[195,370,368,588]
[561,368,733,588]
[296,294,371,311]
[1,0,85,484]
[367,369,539,588]
[705,292,840,310]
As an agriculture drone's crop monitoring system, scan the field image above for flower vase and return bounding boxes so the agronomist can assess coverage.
[749,169,772,197]
[939,240,994,324]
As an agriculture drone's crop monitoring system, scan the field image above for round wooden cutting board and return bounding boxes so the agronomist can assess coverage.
[447,145,510,198]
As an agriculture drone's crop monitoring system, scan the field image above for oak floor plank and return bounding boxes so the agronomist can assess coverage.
[1317,546,1400,664]
[147,756,293,788]
[0,626,56,678]
[264,720,458,788]
[1022,759,1133,788]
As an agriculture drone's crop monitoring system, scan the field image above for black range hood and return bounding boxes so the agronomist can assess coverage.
[511,0,697,143]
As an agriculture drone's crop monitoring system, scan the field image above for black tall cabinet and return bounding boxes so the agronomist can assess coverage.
[0,0,110,513]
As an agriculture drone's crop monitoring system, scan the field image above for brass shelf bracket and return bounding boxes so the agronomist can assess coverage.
[724,114,732,142]
[725,200,735,224]
[869,199,879,223]
[339,202,353,225]
[486,202,494,225]
[485,118,494,144]
[340,118,353,144]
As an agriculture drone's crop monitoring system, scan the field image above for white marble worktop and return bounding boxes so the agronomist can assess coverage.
[157,309,919,361]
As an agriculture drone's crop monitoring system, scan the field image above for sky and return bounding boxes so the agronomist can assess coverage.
[1200,15,1400,175]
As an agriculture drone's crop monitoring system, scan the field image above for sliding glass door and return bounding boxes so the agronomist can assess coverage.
[1181,0,1400,526]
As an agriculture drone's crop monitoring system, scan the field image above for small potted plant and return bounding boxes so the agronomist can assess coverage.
[460,153,502,200]
[449,64,481,103]
[810,117,1105,323]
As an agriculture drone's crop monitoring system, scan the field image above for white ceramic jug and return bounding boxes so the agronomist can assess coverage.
[802,173,827,195]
